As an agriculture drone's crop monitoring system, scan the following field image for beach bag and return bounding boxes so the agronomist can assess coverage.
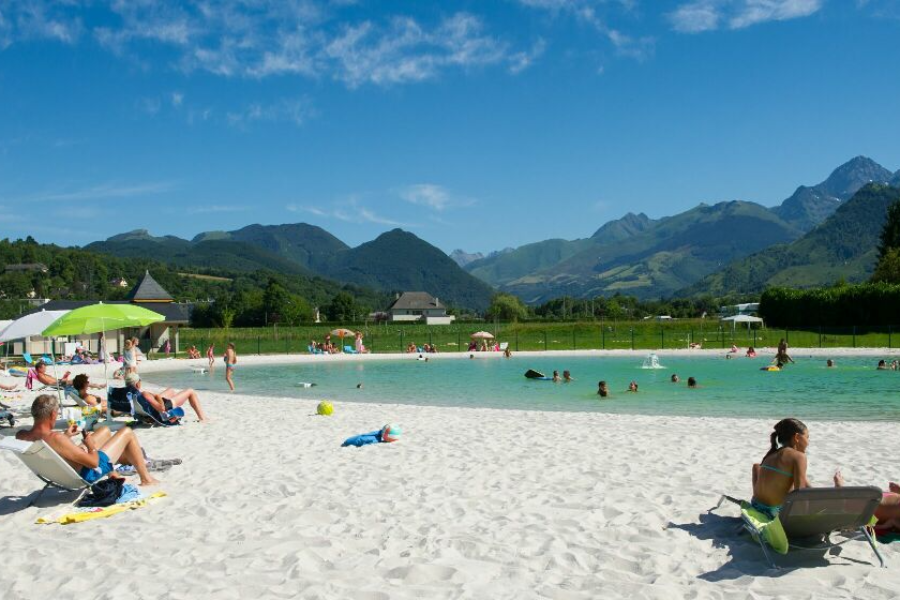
[78,478,124,508]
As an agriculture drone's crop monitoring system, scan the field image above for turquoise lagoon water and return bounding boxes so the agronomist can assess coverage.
[147,355,900,421]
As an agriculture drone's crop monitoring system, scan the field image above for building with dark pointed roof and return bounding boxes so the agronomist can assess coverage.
[31,270,195,357]
[127,270,174,302]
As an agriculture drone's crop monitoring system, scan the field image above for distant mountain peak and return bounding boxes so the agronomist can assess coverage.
[774,156,893,232]
[107,229,151,241]
[591,211,655,240]
[819,156,892,198]
[450,249,485,267]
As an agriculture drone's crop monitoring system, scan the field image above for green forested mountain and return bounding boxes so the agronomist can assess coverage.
[192,223,348,270]
[464,212,655,289]
[87,234,313,275]
[684,184,900,296]
[465,238,596,288]
[319,229,495,310]
[0,237,390,321]
[591,212,656,240]
[87,224,494,310]
[460,156,892,302]
[498,201,799,302]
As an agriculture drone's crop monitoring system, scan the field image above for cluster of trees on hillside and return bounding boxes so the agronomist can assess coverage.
[0,237,390,322]
[484,292,756,322]
[760,197,900,327]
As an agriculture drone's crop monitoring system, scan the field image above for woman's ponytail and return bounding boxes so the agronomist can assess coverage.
[765,418,807,458]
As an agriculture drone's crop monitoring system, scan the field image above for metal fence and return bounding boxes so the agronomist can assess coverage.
[171,322,900,358]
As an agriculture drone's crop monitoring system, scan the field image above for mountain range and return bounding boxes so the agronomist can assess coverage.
[683,184,900,296]
[83,156,900,309]
[87,227,495,310]
[460,156,899,302]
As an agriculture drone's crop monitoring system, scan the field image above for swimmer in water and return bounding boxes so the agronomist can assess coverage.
[826,359,835,368]
[597,380,609,398]
[552,370,561,383]
[562,370,573,382]
[687,377,698,388]
[671,374,680,383]
[878,359,890,370]
[627,381,638,393]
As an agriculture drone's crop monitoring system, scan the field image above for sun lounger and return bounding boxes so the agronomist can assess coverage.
[130,393,183,427]
[25,368,68,392]
[22,352,35,365]
[343,345,358,354]
[0,437,109,505]
[716,486,886,568]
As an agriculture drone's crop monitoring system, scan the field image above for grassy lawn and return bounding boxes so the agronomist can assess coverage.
[174,320,900,356]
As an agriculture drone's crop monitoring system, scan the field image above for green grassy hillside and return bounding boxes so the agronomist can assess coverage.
[684,184,900,296]
[502,201,799,302]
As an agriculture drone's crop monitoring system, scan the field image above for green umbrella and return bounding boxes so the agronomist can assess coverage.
[42,303,164,336]
[42,303,165,417]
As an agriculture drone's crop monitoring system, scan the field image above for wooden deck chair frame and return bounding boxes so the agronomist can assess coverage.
[715,487,886,569]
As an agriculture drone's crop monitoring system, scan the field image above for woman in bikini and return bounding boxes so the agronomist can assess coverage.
[753,418,900,532]
[751,418,842,518]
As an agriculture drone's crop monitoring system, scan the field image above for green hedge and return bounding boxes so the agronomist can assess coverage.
[759,284,900,327]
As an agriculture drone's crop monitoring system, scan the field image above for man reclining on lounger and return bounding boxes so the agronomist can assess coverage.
[124,373,208,422]
[16,394,159,486]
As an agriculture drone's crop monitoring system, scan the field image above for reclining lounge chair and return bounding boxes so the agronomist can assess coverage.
[0,437,109,505]
[716,486,886,568]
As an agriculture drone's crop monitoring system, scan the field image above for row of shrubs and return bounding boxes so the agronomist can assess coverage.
[760,284,900,327]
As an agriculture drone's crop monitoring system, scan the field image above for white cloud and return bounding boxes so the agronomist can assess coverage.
[323,13,511,87]
[288,197,410,226]
[138,97,162,115]
[8,181,176,203]
[515,0,654,60]
[398,184,475,212]
[509,38,547,74]
[171,92,184,107]
[669,0,823,33]
[0,2,547,88]
[186,205,248,215]
[226,98,314,128]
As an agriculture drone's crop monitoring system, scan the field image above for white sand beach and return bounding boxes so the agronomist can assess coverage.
[2,354,900,599]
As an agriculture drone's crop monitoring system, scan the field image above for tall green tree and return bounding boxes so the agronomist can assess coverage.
[486,293,529,321]
[878,201,900,261]
[325,292,358,322]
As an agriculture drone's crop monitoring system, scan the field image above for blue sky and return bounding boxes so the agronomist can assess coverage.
[1,0,899,254]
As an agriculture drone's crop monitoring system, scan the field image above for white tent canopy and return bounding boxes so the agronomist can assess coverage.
[720,314,764,329]
[0,310,70,342]
[720,315,763,324]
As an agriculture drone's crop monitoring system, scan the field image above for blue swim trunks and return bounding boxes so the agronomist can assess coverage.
[750,497,782,520]
[79,450,114,484]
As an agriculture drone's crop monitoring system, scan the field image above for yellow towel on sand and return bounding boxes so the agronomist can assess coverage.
[36,492,167,525]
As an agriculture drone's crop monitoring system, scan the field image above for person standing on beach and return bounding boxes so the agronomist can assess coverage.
[206,343,215,373]
[122,339,137,375]
[224,343,237,391]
